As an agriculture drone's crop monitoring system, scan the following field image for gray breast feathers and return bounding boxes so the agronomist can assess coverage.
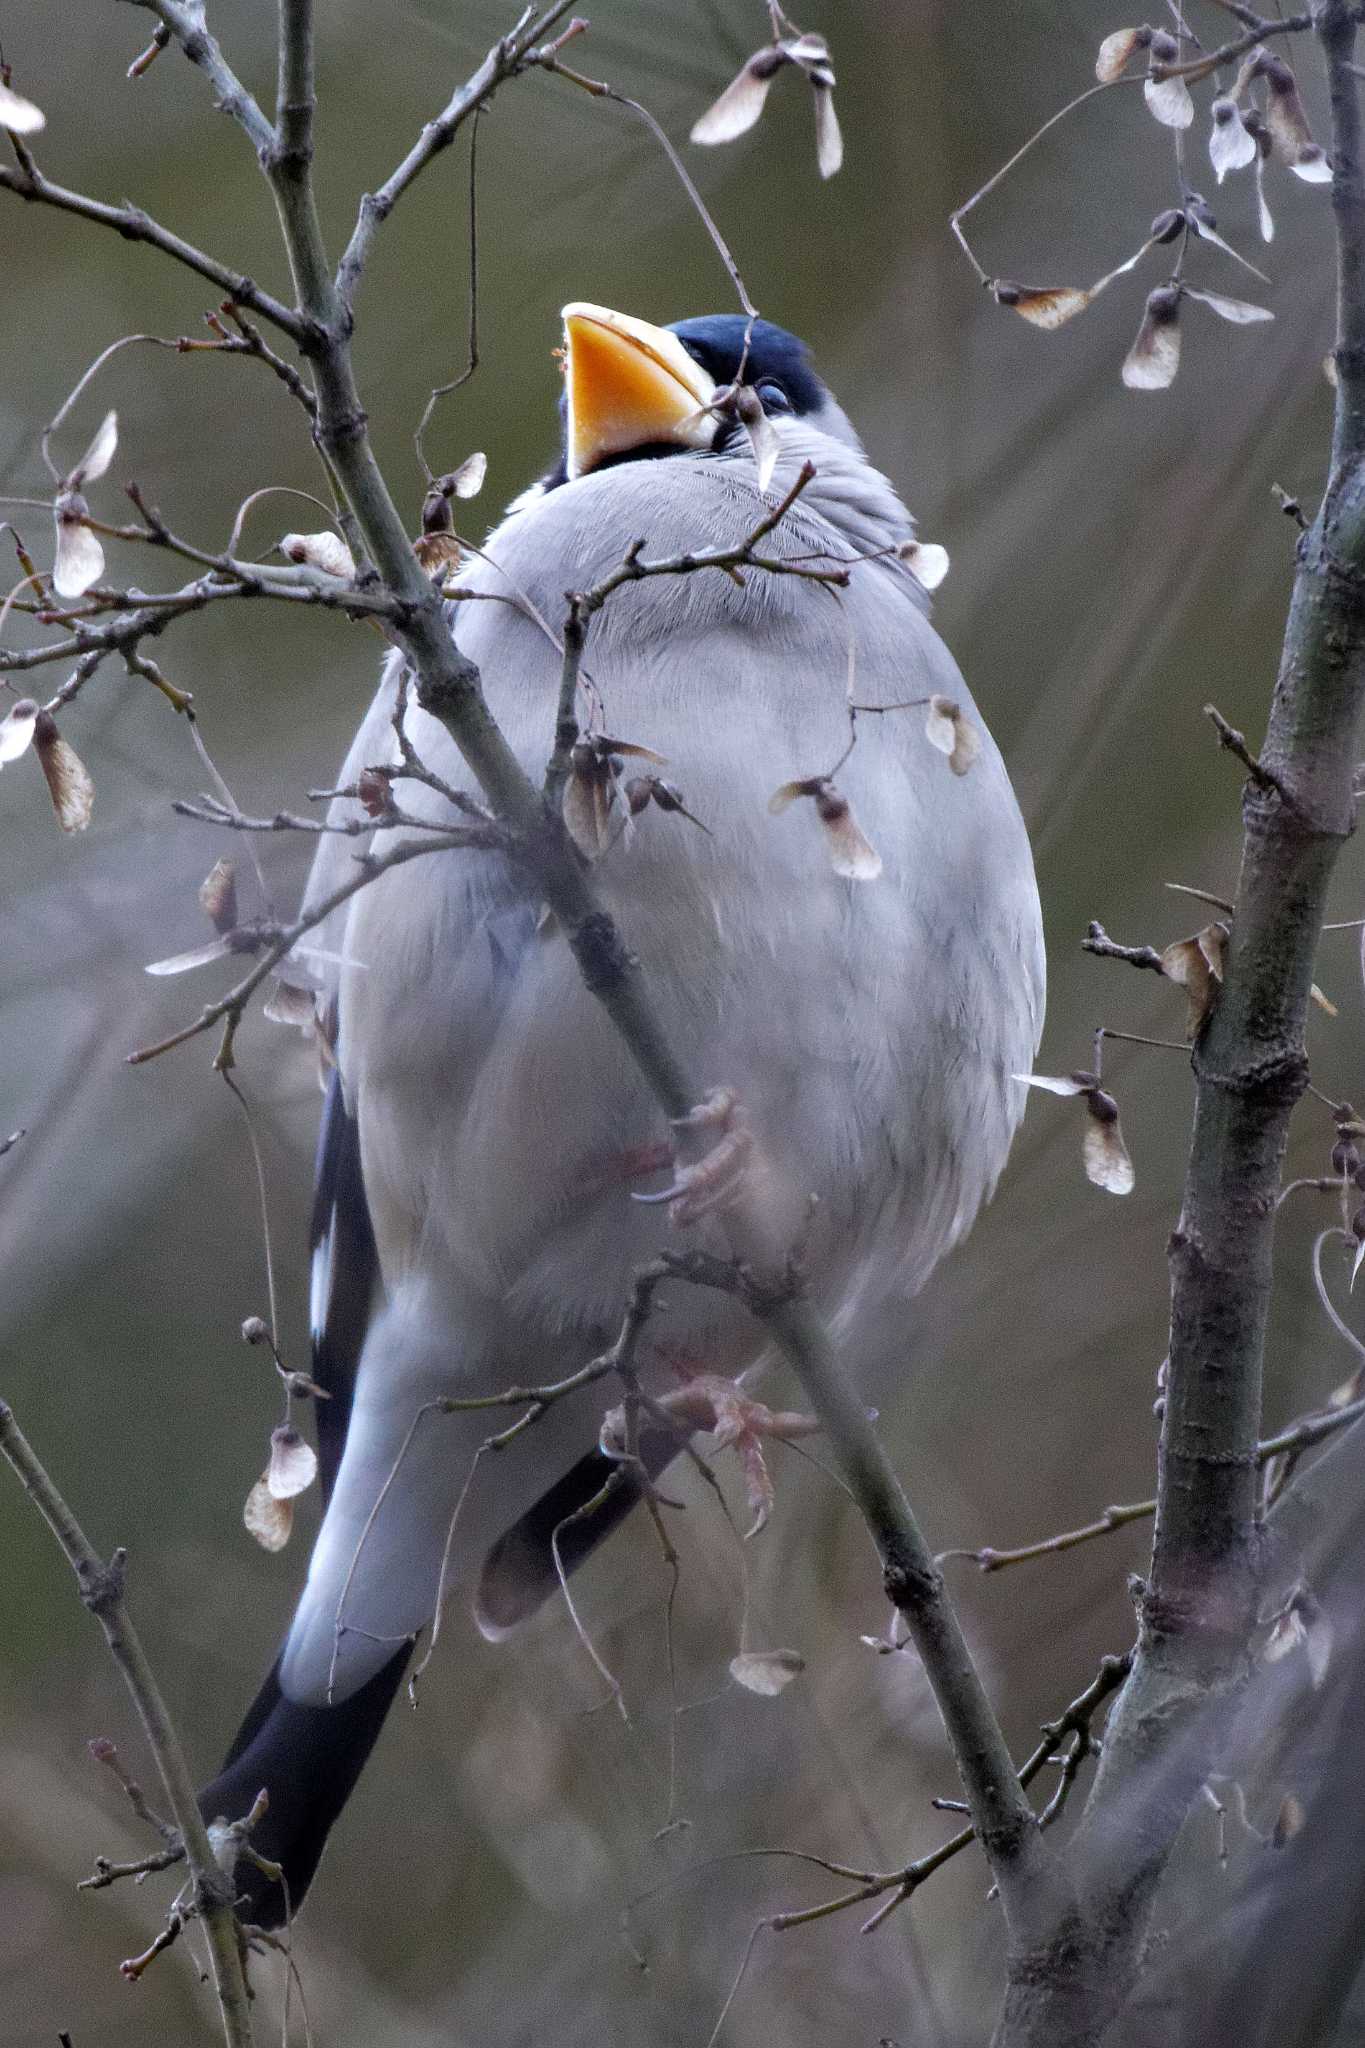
[305,433,1043,1337]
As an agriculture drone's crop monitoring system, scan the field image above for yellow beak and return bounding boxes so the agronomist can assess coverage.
[561,303,718,480]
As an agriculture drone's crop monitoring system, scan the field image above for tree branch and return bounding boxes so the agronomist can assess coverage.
[334,2,580,310]
[0,1401,254,2047]
[1324,0,1365,462]
[991,9,1365,2040]
[0,151,304,340]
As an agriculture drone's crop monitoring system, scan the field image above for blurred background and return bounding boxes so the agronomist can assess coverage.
[1,2,1361,2043]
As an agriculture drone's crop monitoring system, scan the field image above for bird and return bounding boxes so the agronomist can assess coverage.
[198,303,1045,1925]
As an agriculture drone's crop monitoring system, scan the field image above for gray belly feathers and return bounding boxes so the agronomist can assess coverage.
[279,441,1044,1705]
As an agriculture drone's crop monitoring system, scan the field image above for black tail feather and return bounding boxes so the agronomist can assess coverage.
[199,1644,411,1927]
[475,1427,679,1638]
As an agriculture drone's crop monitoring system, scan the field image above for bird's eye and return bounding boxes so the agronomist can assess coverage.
[755,379,793,415]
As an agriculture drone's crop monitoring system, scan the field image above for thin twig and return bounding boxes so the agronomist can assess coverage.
[938,1393,1365,1575]
[0,1403,254,2046]
[127,822,507,1068]
[1084,922,1167,974]
[335,4,579,309]
[1205,702,1294,803]
[0,152,302,341]
[414,104,482,478]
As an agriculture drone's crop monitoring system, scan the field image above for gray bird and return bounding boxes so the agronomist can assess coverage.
[199,304,1044,1922]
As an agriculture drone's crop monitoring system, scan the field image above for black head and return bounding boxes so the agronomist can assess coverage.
[541,305,841,492]
[667,315,827,421]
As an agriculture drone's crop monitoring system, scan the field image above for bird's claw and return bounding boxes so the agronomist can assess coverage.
[632,1087,754,1226]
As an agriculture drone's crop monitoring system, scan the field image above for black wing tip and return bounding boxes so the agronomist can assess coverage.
[199,1644,411,1928]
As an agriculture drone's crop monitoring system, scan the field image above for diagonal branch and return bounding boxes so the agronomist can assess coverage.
[334,2,580,310]
[0,1402,254,2048]
[140,0,276,159]
[0,149,304,340]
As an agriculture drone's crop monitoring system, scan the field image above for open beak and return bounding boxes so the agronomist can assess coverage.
[561,303,718,480]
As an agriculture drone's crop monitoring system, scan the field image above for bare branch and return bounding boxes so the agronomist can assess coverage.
[127,820,507,1069]
[0,1402,254,2046]
[1083,922,1168,974]
[140,0,276,159]
[335,4,580,310]
[0,147,303,341]
[1205,701,1295,804]
[1323,0,1365,461]
[538,59,759,316]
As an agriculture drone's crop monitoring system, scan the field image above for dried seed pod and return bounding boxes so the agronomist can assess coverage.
[1150,207,1186,244]
[729,1648,805,1696]
[1241,111,1276,240]
[279,530,356,580]
[50,414,118,598]
[0,697,39,765]
[769,775,882,880]
[690,47,784,145]
[1122,286,1182,391]
[1096,25,1153,83]
[1289,147,1331,186]
[68,410,118,490]
[1185,287,1273,325]
[144,934,237,976]
[244,1475,293,1552]
[899,540,950,590]
[51,492,104,600]
[262,977,318,1033]
[924,694,981,776]
[595,734,666,765]
[267,1424,318,1500]
[199,858,238,935]
[1160,922,1227,1036]
[446,450,486,499]
[992,280,1094,329]
[421,482,455,534]
[0,78,45,134]
[783,33,832,68]
[563,741,617,859]
[812,783,881,879]
[32,711,94,831]
[1082,1088,1135,1195]
[811,75,842,179]
[1332,1135,1360,1180]
[1210,95,1257,181]
[1181,199,1271,283]
[735,385,780,491]
[1352,1208,1365,1290]
[1257,54,1332,180]
[414,530,463,578]
[639,775,711,833]
[997,238,1162,330]
[1016,1072,1135,1194]
[241,1315,271,1345]
[356,765,394,817]
[1145,35,1194,129]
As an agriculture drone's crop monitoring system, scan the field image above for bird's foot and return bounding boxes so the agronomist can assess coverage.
[633,1087,754,1227]
[600,1368,820,1537]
